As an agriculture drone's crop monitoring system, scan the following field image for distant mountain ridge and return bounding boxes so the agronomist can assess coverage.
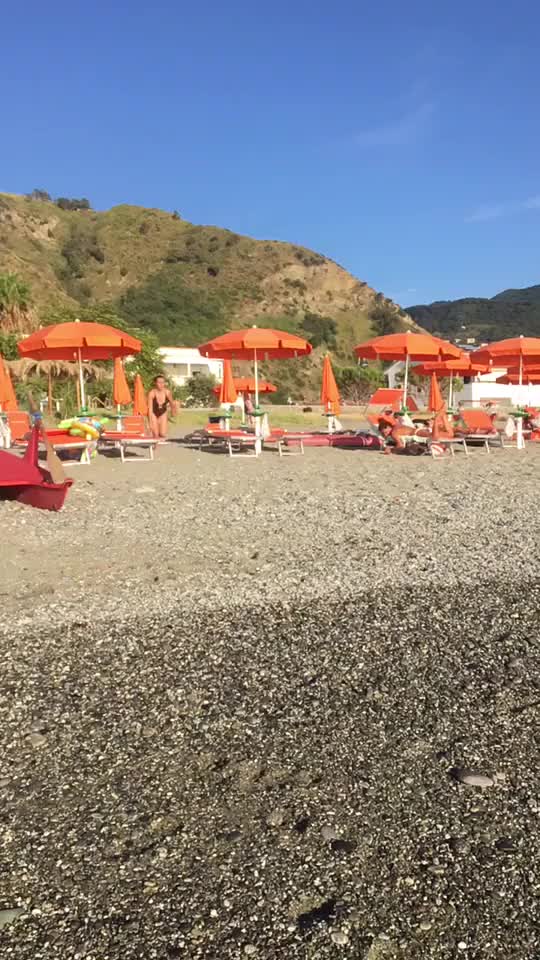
[407,284,540,342]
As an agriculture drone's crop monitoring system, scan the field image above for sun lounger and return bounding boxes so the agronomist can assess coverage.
[264,434,305,456]
[7,411,31,444]
[100,416,157,462]
[457,409,504,452]
[45,432,94,465]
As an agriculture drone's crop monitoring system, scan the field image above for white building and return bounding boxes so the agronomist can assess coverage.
[385,360,540,407]
[158,347,223,386]
[455,370,540,408]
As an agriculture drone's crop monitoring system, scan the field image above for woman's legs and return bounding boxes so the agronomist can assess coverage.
[157,413,168,439]
[149,413,160,439]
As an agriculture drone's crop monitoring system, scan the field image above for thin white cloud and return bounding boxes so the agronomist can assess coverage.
[388,287,418,302]
[465,194,540,223]
[464,203,508,223]
[355,102,434,148]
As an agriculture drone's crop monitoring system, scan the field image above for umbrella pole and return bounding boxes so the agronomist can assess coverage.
[254,349,259,408]
[449,373,453,409]
[48,369,53,417]
[77,347,86,410]
[402,354,409,409]
[517,353,524,449]
[253,349,263,454]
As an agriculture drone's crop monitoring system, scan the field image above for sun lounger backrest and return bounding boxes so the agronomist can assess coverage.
[7,411,31,441]
[121,415,146,435]
[460,409,495,432]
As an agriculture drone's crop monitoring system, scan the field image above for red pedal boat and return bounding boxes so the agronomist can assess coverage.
[0,424,73,511]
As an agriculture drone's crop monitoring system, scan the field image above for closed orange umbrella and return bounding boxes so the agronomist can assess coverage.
[321,354,340,415]
[218,359,238,405]
[133,374,148,416]
[428,371,445,413]
[113,358,132,406]
[0,355,18,411]
[199,326,312,407]
[19,320,141,408]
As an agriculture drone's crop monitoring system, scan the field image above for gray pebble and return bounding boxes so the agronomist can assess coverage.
[451,768,494,787]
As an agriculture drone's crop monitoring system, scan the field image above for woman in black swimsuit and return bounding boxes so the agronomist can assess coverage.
[147,375,175,439]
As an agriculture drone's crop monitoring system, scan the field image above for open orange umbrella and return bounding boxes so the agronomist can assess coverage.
[355,331,461,406]
[199,326,312,407]
[428,372,445,413]
[0,354,18,411]
[133,374,148,416]
[414,355,490,409]
[471,336,540,449]
[18,320,141,408]
[321,354,340,415]
[496,371,540,385]
[413,357,490,377]
[212,377,277,396]
[218,359,238,405]
[472,336,540,374]
[113,358,132,407]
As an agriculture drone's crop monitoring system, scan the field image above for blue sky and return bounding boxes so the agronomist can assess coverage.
[2,0,540,305]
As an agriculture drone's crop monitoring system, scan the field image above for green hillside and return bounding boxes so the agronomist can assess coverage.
[407,284,540,343]
[0,191,411,396]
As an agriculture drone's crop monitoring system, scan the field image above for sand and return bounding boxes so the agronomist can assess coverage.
[1,437,539,958]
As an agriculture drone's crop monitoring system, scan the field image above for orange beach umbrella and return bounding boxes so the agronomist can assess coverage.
[471,336,540,449]
[218,359,238,405]
[18,320,141,408]
[212,377,277,396]
[0,354,18,411]
[113,358,132,407]
[472,336,540,374]
[413,357,490,377]
[496,371,540,385]
[414,355,490,409]
[355,331,461,406]
[133,374,148,416]
[321,354,340,416]
[199,326,312,407]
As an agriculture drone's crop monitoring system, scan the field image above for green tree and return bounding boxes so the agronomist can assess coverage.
[180,373,216,407]
[301,312,337,348]
[0,331,20,360]
[117,265,230,345]
[369,303,402,336]
[127,328,164,389]
[0,273,35,332]
[335,362,385,403]
[27,188,52,202]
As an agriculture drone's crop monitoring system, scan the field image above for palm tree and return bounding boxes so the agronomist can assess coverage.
[6,358,111,415]
[0,273,37,333]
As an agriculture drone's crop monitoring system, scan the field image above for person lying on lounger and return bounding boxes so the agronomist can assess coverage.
[377,416,433,453]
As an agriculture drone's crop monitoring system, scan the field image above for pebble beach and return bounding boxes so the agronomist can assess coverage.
[1,438,540,959]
